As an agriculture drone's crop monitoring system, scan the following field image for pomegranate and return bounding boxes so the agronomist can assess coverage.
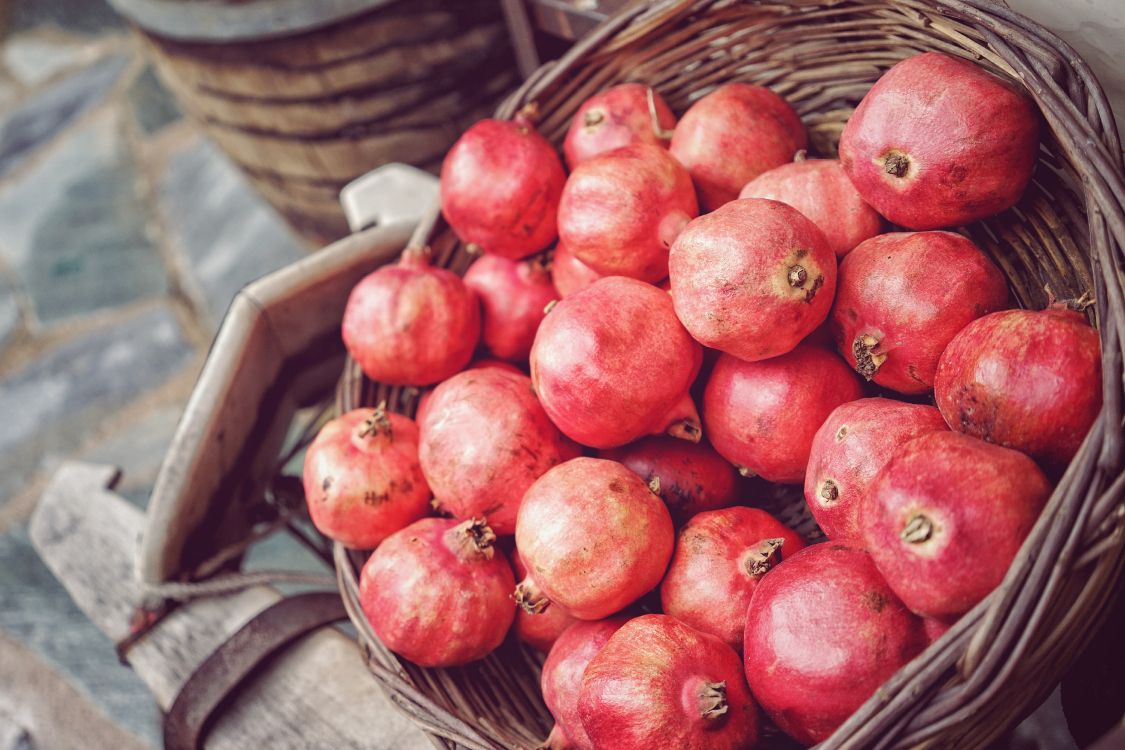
[563,83,676,168]
[342,248,480,386]
[703,344,864,483]
[660,507,806,650]
[531,277,702,449]
[670,83,806,211]
[579,614,759,749]
[413,358,522,425]
[550,242,603,298]
[557,143,698,283]
[440,117,566,259]
[541,617,630,750]
[463,254,558,362]
[418,367,570,535]
[862,431,1051,619]
[513,550,579,653]
[738,158,882,257]
[358,517,515,667]
[302,407,431,549]
[934,305,1102,472]
[743,544,927,745]
[830,231,1009,394]
[514,457,674,619]
[805,398,948,545]
[670,198,836,362]
[839,52,1040,230]
[600,436,740,525]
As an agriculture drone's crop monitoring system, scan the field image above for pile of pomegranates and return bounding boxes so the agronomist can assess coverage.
[308,50,1101,748]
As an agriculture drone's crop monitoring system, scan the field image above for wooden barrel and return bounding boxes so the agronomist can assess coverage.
[109,0,517,244]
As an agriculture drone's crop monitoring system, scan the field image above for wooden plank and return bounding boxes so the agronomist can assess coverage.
[29,462,432,750]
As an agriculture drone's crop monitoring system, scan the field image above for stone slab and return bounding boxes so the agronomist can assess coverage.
[0,53,127,181]
[81,405,184,508]
[126,65,181,135]
[158,137,308,332]
[0,108,167,326]
[0,303,194,504]
[2,34,103,88]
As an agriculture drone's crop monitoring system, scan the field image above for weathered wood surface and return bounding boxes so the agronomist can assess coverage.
[138,164,437,589]
[30,462,432,750]
[107,0,392,42]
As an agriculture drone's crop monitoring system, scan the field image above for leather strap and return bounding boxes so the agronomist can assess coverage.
[163,591,347,750]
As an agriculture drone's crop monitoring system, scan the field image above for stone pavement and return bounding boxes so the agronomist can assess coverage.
[0,2,1100,748]
[0,2,310,746]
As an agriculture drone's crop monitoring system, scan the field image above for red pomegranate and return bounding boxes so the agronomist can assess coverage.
[579,614,759,749]
[600,436,740,525]
[563,83,676,168]
[670,198,836,362]
[512,551,579,653]
[830,231,1009,394]
[703,344,864,483]
[302,407,431,549]
[805,398,948,545]
[670,83,806,211]
[743,544,927,745]
[541,617,630,750]
[550,242,603,298]
[934,305,1102,472]
[839,52,1040,230]
[738,158,882,257]
[660,507,806,650]
[418,367,570,535]
[531,277,702,449]
[440,117,567,259]
[514,457,674,620]
[413,358,522,425]
[358,517,515,667]
[862,431,1051,619]
[558,142,698,283]
[463,254,558,362]
[342,249,480,386]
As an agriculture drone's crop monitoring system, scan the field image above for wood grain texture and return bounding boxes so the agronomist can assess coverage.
[132,0,515,243]
[139,216,418,587]
[29,461,431,750]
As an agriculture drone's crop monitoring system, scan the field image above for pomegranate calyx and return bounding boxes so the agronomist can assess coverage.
[514,577,550,614]
[787,264,808,287]
[583,109,606,129]
[648,475,663,496]
[399,246,431,268]
[646,87,675,140]
[537,725,569,750]
[358,403,393,440]
[883,152,911,178]
[698,681,730,720]
[853,333,887,380]
[667,418,702,443]
[900,513,934,544]
[450,518,497,560]
[819,479,840,505]
[745,538,786,577]
[737,465,755,478]
[514,102,541,129]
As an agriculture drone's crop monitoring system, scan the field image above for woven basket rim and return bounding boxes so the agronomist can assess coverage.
[334,2,1125,748]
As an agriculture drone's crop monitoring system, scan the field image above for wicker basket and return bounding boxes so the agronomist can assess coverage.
[334,1,1125,748]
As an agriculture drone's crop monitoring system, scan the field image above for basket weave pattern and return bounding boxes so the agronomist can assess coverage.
[335,2,1125,748]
